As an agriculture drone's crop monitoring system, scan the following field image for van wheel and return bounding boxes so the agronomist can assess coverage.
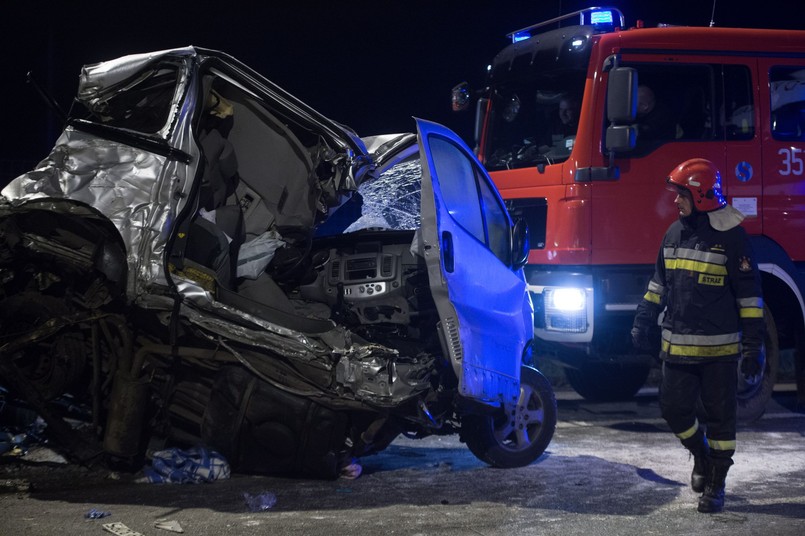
[566,362,651,402]
[736,305,779,423]
[0,292,86,400]
[462,366,557,468]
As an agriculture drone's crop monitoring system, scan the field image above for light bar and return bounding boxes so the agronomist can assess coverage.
[589,10,614,25]
[506,7,625,43]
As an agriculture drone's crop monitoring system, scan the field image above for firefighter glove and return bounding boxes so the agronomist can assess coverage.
[740,343,765,382]
[631,326,651,351]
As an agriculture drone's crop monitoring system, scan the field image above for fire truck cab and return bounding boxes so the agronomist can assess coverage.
[454,6,805,419]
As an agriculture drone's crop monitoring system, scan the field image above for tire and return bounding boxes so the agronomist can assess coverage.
[736,305,779,423]
[0,292,85,400]
[565,362,651,402]
[462,366,557,468]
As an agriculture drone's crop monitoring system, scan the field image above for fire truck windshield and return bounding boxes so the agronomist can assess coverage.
[481,18,594,172]
[483,68,587,171]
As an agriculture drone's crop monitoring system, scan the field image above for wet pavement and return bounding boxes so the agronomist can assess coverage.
[1,385,803,536]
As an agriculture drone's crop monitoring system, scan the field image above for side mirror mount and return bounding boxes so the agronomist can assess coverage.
[474,97,489,151]
[451,82,471,112]
[511,218,530,271]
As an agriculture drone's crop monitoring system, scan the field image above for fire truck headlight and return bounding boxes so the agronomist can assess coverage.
[548,288,585,311]
[543,287,588,333]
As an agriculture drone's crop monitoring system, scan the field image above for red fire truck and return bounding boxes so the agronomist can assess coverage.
[452,6,805,420]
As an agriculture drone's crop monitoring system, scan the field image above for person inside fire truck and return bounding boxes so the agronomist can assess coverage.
[552,95,579,138]
[630,158,765,514]
[636,84,679,142]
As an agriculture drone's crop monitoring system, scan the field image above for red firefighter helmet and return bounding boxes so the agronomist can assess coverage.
[666,158,727,212]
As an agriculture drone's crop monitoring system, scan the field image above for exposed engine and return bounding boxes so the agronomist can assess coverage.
[298,232,447,403]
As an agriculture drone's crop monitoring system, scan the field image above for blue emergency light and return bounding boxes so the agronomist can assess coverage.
[584,8,618,32]
[512,31,531,43]
[588,9,614,25]
[507,6,624,43]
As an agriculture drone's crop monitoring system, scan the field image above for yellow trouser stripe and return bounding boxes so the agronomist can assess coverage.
[676,421,699,440]
[709,439,736,451]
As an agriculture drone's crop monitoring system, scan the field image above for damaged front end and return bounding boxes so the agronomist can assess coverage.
[1,46,554,479]
[0,47,456,478]
[0,200,449,478]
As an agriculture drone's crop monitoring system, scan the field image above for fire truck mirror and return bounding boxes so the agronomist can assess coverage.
[605,124,637,153]
[451,82,471,112]
[607,67,638,124]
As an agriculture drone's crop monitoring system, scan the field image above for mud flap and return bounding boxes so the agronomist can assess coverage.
[201,366,348,479]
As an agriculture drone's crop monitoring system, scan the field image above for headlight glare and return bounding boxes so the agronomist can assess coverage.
[548,287,585,311]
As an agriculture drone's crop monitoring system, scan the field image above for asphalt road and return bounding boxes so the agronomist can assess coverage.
[1,386,803,536]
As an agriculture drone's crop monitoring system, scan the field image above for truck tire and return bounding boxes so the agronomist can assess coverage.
[462,366,557,468]
[736,305,779,423]
[565,362,651,402]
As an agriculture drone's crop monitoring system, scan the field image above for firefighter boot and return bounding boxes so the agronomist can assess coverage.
[681,430,709,493]
[697,458,733,513]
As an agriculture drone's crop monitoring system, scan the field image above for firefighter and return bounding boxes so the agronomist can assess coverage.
[631,158,765,513]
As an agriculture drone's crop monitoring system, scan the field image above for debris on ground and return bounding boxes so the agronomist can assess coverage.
[243,491,278,511]
[141,446,230,484]
[103,522,145,536]
[154,519,184,533]
[85,508,112,519]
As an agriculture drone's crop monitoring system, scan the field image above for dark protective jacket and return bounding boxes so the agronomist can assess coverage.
[633,210,764,363]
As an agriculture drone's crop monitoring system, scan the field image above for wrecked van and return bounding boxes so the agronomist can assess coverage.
[0,47,555,478]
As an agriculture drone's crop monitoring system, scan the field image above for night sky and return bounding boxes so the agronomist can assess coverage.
[3,0,803,182]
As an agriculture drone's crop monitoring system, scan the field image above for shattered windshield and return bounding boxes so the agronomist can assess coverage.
[484,70,586,171]
[316,158,422,236]
[74,62,182,135]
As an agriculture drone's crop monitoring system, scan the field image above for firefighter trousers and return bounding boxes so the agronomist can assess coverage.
[659,360,737,459]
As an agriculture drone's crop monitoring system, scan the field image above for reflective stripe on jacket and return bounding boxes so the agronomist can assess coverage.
[634,211,764,364]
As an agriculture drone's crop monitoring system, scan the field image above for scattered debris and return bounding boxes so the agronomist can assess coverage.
[20,445,69,464]
[154,519,184,533]
[1,388,92,464]
[85,508,111,519]
[0,390,48,459]
[243,491,277,511]
[102,522,145,536]
[142,447,230,484]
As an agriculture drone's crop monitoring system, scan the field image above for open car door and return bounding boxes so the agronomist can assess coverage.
[416,118,532,406]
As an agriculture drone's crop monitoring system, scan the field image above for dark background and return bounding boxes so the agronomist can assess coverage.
[2,0,803,182]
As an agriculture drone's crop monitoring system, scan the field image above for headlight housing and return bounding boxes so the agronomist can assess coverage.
[543,287,587,333]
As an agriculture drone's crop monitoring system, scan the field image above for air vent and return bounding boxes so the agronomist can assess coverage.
[441,316,463,362]
[381,254,394,277]
[330,260,341,280]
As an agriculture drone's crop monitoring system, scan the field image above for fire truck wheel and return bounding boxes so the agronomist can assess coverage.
[462,366,557,468]
[565,363,651,402]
